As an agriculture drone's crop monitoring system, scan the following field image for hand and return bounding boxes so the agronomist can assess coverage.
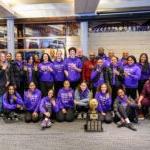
[34,66,38,71]
[101,112,106,116]
[114,69,120,75]
[124,72,129,77]
[13,96,17,101]
[121,118,125,123]
[32,112,38,117]
[45,112,50,117]
[5,81,10,87]
[48,67,53,72]
[62,108,67,114]
[138,102,142,108]
[24,66,27,71]
[64,71,69,77]
[51,99,56,106]
[16,104,21,109]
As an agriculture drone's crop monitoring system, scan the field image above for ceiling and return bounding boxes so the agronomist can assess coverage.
[0,0,150,19]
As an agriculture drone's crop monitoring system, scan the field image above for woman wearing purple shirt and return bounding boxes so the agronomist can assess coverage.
[95,83,113,123]
[64,47,82,90]
[38,53,54,96]
[24,55,38,90]
[56,80,75,122]
[53,50,65,96]
[138,53,150,95]
[123,56,141,100]
[24,82,42,123]
[40,89,59,129]
[3,85,24,120]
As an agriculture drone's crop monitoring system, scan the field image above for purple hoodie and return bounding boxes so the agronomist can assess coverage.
[124,64,141,88]
[64,57,82,82]
[24,89,41,112]
[57,88,74,110]
[53,59,65,81]
[2,92,24,110]
[40,96,59,114]
[95,92,112,112]
[38,62,54,82]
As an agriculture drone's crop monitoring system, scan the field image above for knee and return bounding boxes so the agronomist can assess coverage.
[66,110,75,122]
[56,111,65,122]
[25,114,32,123]
[32,114,39,123]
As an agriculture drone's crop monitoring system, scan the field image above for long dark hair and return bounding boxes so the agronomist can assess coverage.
[6,84,17,104]
[127,55,137,64]
[26,55,35,64]
[40,53,51,62]
[139,53,149,71]
[97,83,112,96]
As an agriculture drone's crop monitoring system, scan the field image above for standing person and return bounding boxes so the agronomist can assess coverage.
[96,47,107,61]
[11,52,25,97]
[74,81,92,118]
[6,53,14,64]
[91,58,110,96]
[108,56,124,108]
[24,55,38,90]
[2,85,24,120]
[0,52,11,116]
[114,88,137,131]
[138,53,150,95]
[53,50,65,96]
[82,52,96,85]
[40,89,59,129]
[118,51,129,67]
[24,82,42,123]
[64,47,82,90]
[95,83,113,123]
[56,80,75,122]
[77,49,88,64]
[123,56,141,100]
[38,53,54,96]
[105,50,115,67]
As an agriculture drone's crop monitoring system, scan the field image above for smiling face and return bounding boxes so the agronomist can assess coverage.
[101,84,107,94]
[48,90,54,99]
[28,56,34,64]
[97,59,104,67]
[127,57,134,66]
[117,89,125,99]
[56,50,62,60]
[0,53,6,62]
[111,56,118,65]
[29,82,36,92]
[69,49,76,58]
[15,53,22,62]
[64,80,70,89]
[8,86,15,95]
[80,82,87,91]
[43,54,49,62]
[140,54,147,63]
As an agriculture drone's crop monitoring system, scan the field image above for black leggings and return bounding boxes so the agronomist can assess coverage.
[39,81,53,96]
[25,112,39,123]
[56,108,75,122]
[126,88,137,100]
[54,81,64,97]
[100,112,113,124]
[138,80,147,95]
[117,105,138,122]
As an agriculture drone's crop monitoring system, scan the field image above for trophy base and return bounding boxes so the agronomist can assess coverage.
[84,112,103,132]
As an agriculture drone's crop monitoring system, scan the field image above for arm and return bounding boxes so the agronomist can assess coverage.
[2,94,16,110]
[34,91,42,113]
[95,93,104,113]
[129,67,141,80]
[39,99,47,114]
[57,90,64,109]
[16,93,24,106]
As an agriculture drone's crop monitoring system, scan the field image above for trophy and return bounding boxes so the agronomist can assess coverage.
[84,99,103,132]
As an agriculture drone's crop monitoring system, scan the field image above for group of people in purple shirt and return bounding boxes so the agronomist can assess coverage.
[0,47,150,131]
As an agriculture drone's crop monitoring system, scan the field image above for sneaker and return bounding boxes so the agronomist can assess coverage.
[126,123,137,131]
[138,114,144,120]
[77,113,82,119]
[83,113,87,119]
[41,119,47,129]
[46,119,52,128]
[117,122,125,128]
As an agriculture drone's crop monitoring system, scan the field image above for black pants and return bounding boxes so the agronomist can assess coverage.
[56,108,75,122]
[138,80,147,95]
[117,105,138,123]
[54,81,64,97]
[3,109,22,118]
[126,88,137,100]
[39,81,53,96]
[111,85,119,109]
[92,87,97,98]
[100,112,113,124]
[16,81,25,97]
[70,81,80,90]
[25,112,39,123]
